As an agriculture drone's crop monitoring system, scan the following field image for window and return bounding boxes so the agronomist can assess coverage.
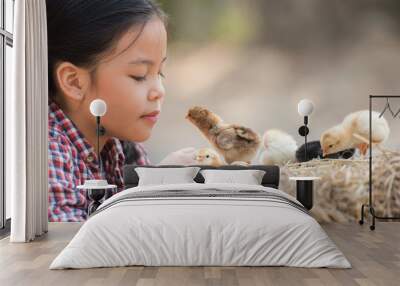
[0,0,14,235]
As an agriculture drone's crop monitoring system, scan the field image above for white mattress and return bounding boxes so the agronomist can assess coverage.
[50,183,351,269]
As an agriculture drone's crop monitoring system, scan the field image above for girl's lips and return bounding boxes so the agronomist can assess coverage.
[141,111,160,123]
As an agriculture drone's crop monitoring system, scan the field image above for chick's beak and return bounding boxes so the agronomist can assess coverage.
[185,111,194,120]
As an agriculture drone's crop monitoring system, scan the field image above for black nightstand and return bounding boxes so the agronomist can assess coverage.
[77,180,117,215]
[289,177,321,210]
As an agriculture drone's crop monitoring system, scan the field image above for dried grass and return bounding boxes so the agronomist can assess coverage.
[279,148,400,223]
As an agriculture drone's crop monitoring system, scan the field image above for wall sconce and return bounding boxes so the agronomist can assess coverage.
[297,99,315,161]
[77,99,116,215]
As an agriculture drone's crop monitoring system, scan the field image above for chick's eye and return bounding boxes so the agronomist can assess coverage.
[329,144,334,148]
[206,155,210,158]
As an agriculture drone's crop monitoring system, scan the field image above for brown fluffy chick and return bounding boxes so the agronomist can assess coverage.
[186,106,261,164]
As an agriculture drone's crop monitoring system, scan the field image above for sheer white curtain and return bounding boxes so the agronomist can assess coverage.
[7,0,48,242]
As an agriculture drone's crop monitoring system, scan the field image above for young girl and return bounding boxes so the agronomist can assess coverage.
[46,0,174,222]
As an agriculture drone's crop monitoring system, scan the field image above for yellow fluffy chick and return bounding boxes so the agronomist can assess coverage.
[260,129,298,165]
[321,110,390,156]
[194,148,223,167]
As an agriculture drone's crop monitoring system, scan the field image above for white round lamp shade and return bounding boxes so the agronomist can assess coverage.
[297,99,314,116]
[90,99,107,117]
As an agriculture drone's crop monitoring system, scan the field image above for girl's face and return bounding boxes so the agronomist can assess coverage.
[87,17,167,142]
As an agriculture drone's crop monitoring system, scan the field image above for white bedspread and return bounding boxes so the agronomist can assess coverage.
[50,183,351,269]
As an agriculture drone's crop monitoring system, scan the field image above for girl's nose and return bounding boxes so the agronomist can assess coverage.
[148,80,165,101]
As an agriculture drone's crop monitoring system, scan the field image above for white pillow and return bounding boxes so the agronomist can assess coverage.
[135,167,201,186]
[200,169,266,185]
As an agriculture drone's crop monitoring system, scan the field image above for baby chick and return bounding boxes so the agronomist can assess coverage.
[194,148,223,167]
[295,140,356,162]
[260,129,297,165]
[295,140,322,162]
[321,110,390,156]
[186,106,261,164]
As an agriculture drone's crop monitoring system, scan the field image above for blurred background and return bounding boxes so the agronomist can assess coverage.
[143,0,400,163]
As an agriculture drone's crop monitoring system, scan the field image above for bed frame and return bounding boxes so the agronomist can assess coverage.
[86,165,280,215]
[123,164,280,189]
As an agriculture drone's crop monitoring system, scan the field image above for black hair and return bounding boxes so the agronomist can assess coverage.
[46,0,167,98]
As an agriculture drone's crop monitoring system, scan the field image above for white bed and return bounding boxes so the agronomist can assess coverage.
[50,182,351,269]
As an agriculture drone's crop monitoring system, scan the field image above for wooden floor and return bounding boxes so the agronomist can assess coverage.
[0,222,399,286]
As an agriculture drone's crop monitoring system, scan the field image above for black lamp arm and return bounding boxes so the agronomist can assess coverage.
[95,116,102,175]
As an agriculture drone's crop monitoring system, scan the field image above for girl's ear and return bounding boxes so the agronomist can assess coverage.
[54,62,91,101]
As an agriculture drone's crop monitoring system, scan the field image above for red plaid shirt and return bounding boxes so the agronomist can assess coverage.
[48,99,151,222]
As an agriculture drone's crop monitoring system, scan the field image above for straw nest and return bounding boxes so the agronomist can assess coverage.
[279,147,400,223]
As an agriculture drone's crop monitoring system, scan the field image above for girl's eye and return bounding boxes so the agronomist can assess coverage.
[130,73,165,82]
[130,75,147,82]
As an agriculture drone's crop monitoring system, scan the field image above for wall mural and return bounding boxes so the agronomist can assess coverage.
[47,0,400,225]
